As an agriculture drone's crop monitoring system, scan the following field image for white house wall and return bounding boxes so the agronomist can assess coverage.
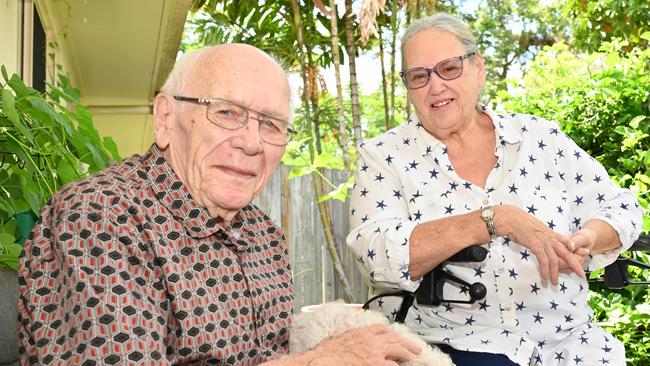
[0,0,21,77]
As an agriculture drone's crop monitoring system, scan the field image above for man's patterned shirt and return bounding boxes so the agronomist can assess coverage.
[18,145,294,365]
[347,107,642,366]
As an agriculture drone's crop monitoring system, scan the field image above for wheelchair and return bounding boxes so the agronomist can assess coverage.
[363,235,650,323]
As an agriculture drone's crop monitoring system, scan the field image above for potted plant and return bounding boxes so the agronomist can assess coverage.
[0,65,120,269]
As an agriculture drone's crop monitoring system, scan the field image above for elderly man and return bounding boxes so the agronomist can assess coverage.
[18,44,420,365]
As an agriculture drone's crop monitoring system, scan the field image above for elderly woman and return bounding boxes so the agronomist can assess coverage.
[347,12,643,366]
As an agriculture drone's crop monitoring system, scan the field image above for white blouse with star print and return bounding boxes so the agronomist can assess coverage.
[347,106,643,366]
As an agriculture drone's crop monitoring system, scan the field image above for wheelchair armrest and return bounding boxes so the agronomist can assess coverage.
[601,235,650,289]
[447,245,489,262]
[415,267,488,306]
[415,245,488,306]
[362,245,489,323]
[629,235,650,251]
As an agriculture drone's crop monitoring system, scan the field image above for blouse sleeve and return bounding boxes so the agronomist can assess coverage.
[346,143,421,292]
[553,124,643,271]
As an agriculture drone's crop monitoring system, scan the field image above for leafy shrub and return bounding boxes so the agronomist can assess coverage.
[0,67,120,269]
[589,282,650,366]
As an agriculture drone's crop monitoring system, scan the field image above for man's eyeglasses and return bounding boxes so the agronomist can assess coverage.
[400,51,476,90]
[173,96,295,146]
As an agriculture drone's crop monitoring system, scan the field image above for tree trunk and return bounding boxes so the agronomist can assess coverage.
[312,171,353,302]
[290,0,354,304]
[328,0,350,170]
[405,1,412,119]
[306,48,323,155]
[290,0,315,162]
[344,0,362,147]
[378,27,391,131]
[389,1,398,128]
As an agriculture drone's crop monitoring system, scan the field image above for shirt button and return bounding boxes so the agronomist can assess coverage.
[504,304,512,311]
[497,267,505,274]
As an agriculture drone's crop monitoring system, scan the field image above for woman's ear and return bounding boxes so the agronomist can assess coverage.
[153,93,174,149]
[474,51,487,86]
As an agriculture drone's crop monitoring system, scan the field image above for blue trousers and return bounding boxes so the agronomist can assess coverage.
[437,344,519,366]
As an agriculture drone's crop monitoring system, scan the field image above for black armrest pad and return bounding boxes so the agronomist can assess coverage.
[630,235,650,252]
[601,235,650,289]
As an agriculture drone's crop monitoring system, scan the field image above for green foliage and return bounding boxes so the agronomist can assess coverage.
[563,0,650,52]
[465,0,566,99]
[282,91,407,201]
[0,66,120,269]
[589,277,650,366]
[186,0,341,70]
[495,39,649,365]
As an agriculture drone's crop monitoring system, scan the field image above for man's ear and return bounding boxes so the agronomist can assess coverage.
[153,93,174,149]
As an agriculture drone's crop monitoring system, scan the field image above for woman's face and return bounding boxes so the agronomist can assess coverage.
[402,29,485,138]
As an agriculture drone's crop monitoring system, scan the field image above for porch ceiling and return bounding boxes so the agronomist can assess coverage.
[38,0,191,108]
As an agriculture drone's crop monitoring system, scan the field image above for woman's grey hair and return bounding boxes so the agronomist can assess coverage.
[401,13,477,70]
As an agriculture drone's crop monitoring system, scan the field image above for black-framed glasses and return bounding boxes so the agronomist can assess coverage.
[173,96,295,146]
[400,51,476,89]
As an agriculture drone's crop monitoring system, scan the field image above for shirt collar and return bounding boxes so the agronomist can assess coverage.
[142,145,251,252]
[410,104,523,158]
[482,105,523,145]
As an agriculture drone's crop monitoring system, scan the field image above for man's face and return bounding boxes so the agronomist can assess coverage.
[403,29,485,136]
[155,46,290,221]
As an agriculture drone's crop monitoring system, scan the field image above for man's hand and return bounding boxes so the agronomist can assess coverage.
[265,324,421,366]
[495,205,586,285]
[312,324,421,366]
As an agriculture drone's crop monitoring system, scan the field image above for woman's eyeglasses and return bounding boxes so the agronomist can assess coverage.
[400,51,476,89]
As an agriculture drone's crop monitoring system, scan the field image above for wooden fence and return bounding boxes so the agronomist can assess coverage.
[254,165,368,310]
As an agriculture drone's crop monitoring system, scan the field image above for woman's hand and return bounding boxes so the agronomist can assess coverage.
[495,205,586,285]
[558,228,597,273]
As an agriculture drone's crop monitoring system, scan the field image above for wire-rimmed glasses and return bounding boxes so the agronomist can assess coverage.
[400,51,476,90]
[173,96,295,146]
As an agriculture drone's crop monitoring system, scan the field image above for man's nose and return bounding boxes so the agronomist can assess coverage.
[236,117,264,154]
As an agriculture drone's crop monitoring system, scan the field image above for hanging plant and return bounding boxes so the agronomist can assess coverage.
[0,65,121,269]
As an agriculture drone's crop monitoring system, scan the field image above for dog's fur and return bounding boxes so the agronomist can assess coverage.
[289,302,453,366]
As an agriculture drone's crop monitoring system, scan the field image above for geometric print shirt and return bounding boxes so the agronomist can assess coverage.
[18,144,294,365]
[347,106,642,366]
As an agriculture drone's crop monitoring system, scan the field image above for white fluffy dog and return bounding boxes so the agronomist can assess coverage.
[289,302,453,366]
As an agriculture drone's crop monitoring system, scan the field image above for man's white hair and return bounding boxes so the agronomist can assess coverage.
[160,49,203,96]
[159,47,295,122]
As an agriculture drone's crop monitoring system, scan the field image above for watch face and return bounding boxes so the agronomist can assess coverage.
[482,207,493,219]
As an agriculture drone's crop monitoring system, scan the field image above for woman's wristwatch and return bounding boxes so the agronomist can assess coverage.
[481,205,498,239]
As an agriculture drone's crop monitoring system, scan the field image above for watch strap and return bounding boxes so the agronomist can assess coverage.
[482,205,498,240]
[485,215,497,239]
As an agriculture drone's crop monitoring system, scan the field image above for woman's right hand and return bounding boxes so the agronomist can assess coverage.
[494,204,586,285]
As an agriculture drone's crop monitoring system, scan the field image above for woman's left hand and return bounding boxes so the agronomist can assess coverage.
[568,228,597,253]
[558,228,597,273]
